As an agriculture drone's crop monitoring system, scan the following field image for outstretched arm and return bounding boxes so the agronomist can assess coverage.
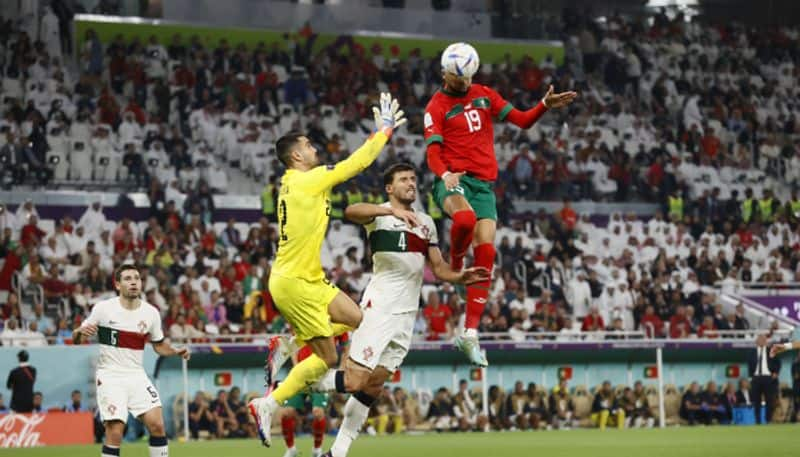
[302,93,406,194]
[345,203,420,227]
[302,132,390,194]
[505,85,578,129]
[427,245,490,284]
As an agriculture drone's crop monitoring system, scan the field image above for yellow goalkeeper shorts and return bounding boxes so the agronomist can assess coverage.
[268,272,340,342]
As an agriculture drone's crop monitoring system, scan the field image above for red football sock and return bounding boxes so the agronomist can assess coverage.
[450,210,477,270]
[281,414,296,448]
[312,416,326,448]
[465,243,495,330]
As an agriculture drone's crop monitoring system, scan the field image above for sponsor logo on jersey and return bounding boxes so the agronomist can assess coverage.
[424,112,433,128]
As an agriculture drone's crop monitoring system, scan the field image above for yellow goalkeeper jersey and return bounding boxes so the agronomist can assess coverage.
[271,132,389,281]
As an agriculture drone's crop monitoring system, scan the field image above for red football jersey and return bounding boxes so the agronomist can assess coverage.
[424,84,512,182]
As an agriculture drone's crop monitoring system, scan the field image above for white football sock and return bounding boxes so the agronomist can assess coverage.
[148,436,168,457]
[330,396,370,457]
[464,328,478,339]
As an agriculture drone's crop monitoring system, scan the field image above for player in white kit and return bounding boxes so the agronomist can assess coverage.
[267,163,489,457]
[74,264,190,457]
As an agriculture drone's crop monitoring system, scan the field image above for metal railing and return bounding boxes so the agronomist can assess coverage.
[715,281,800,292]
[1,328,792,348]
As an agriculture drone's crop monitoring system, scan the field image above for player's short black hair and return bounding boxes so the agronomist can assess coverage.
[275,132,305,167]
[383,162,416,186]
[17,350,29,362]
[114,264,140,283]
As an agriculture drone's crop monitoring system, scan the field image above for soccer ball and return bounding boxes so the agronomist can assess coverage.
[441,42,480,78]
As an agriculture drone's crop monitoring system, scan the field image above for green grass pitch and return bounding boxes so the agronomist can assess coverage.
[5,426,797,457]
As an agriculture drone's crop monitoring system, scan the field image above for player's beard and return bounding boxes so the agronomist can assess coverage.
[396,190,416,205]
[123,289,140,300]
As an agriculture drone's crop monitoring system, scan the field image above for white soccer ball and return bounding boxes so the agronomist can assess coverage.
[441,42,480,78]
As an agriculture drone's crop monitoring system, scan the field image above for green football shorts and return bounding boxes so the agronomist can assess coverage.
[432,174,497,221]
[284,392,329,410]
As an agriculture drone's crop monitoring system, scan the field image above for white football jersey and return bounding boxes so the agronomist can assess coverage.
[362,203,438,314]
[82,296,164,373]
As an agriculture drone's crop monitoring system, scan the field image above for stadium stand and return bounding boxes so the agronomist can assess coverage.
[1,2,800,440]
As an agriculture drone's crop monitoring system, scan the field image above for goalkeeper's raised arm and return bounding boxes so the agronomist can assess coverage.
[277,92,406,195]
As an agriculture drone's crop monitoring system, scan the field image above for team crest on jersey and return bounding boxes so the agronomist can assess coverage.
[363,347,374,361]
[138,320,147,334]
[421,225,430,238]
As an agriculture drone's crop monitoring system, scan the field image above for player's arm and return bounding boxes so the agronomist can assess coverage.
[498,85,578,130]
[152,339,191,360]
[72,305,101,344]
[302,93,405,194]
[150,310,190,359]
[344,203,420,226]
[427,245,490,284]
[424,105,465,190]
[771,340,800,357]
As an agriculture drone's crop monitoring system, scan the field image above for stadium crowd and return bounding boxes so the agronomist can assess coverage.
[0,3,800,446]
[2,7,800,345]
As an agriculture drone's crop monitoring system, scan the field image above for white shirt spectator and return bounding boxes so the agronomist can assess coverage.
[508,293,536,316]
[78,203,107,238]
[118,117,143,144]
[567,276,592,318]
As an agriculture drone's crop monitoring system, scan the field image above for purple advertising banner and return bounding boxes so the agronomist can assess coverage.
[746,295,800,323]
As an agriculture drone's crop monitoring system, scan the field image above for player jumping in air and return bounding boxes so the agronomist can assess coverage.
[248,93,406,447]
[426,42,578,366]
[271,162,489,457]
[73,264,190,457]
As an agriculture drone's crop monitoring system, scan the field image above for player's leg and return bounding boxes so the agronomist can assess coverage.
[315,291,403,395]
[327,289,363,329]
[280,405,298,457]
[101,421,125,457]
[129,374,168,457]
[435,176,477,271]
[252,277,348,446]
[326,312,412,457]
[268,322,353,384]
[453,178,495,367]
[310,395,329,457]
[327,366,392,457]
[139,407,169,457]
[97,373,129,457]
